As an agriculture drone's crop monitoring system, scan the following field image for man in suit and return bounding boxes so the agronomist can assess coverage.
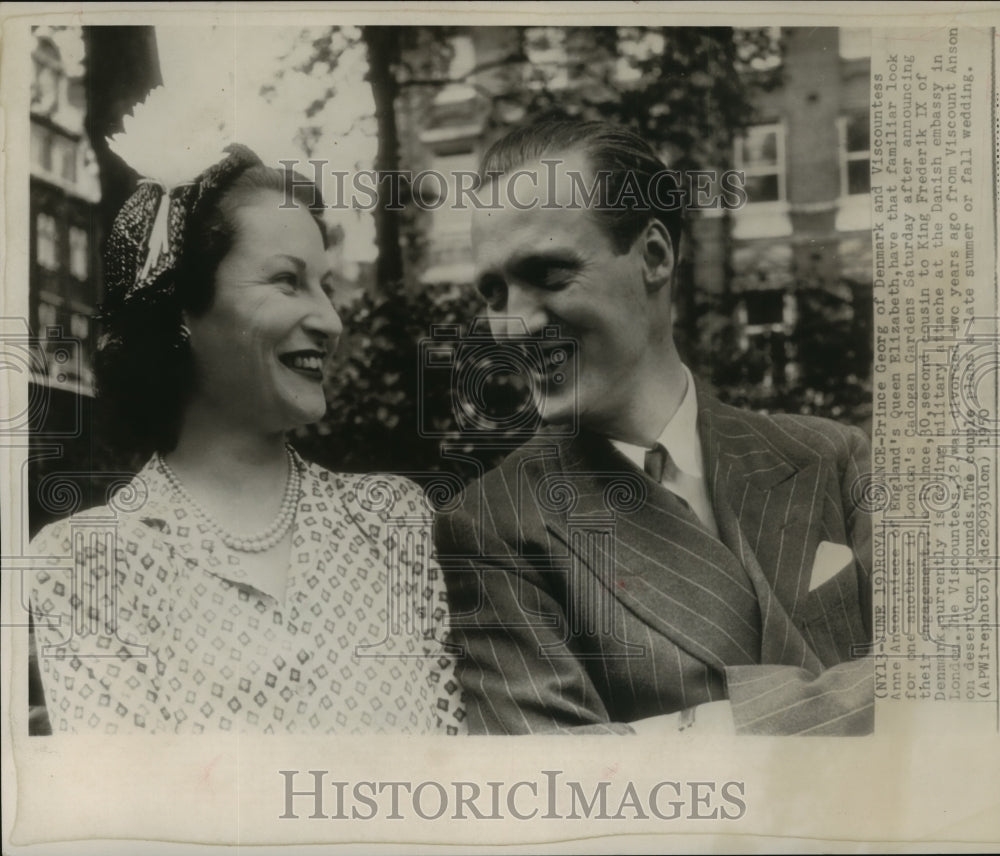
[434,119,873,735]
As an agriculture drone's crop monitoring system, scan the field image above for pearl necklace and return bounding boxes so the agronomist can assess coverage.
[154,446,302,553]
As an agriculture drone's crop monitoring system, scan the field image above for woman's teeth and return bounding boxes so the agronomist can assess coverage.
[289,355,323,372]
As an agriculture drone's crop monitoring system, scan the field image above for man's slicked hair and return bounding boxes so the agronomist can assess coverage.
[478,118,684,257]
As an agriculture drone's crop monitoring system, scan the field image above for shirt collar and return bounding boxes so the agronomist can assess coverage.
[610,365,704,479]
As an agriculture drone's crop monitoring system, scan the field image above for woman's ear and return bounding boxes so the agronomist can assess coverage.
[639,220,675,294]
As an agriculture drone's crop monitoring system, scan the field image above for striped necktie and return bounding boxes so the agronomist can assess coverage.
[644,443,691,513]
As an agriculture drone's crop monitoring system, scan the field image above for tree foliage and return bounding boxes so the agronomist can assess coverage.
[692,278,873,431]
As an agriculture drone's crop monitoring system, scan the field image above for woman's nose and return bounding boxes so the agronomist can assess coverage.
[307,289,343,344]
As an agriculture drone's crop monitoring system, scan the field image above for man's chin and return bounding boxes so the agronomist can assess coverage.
[531,387,578,428]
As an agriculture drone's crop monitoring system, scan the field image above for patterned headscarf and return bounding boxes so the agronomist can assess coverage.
[101,143,263,317]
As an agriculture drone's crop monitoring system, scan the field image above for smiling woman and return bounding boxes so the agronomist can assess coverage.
[29,143,466,735]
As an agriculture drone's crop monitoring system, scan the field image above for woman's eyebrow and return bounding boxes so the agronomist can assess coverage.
[269,254,308,272]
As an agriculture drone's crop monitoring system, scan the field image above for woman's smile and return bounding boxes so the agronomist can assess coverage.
[278,349,327,380]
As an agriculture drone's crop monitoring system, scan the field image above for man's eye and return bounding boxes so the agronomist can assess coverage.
[477,276,506,309]
[273,273,298,291]
[542,271,575,290]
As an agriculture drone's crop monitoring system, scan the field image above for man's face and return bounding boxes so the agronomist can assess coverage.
[471,149,660,435]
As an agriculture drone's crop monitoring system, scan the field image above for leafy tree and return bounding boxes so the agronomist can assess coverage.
[269,25,779,294]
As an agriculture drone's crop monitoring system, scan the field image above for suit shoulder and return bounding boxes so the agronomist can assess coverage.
[434,437,558,551]
[766,411,867,446]
[453,436,557,506]
[709,398,868,465]
[765,414,870,478]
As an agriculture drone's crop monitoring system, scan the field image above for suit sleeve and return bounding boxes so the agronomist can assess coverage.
[724,425,874,735]
[435,497,633,735]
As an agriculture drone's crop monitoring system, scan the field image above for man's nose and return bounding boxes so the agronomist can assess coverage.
[492,284,547,338]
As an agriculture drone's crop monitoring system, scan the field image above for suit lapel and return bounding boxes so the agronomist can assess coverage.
[698,393,825,670]
[534,430,761,672]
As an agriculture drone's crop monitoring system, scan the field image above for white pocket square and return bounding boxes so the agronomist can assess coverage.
[809,541,855,591]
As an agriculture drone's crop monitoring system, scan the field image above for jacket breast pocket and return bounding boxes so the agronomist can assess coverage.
[795,564,869,668]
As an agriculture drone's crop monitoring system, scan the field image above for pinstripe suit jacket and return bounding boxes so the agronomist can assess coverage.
[435,393,874,735]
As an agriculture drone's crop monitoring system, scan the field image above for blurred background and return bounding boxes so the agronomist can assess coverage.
[26,24,874,535]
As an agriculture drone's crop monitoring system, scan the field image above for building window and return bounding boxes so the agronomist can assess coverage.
[56,137,77,182]
[31,124,52,172]
[839,28,871,60]
[736,124,785,204]
[36,213,59,271]
[737,290,796,387]
[69,226,88,280]
[840,113,870,196]
[70,312,89,341]
[37,299,58,336]
[31,54,59,115]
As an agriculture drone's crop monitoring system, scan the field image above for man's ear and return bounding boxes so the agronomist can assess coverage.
[639,219,674,294]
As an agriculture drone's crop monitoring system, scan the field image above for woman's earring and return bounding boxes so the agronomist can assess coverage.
[178,324,191,346]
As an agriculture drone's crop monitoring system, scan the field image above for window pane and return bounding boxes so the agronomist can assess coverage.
[70,312,89,341]
[31,125,52,171]
[59,141,77,182]
[741,129,778,168]
[744,174,780,203]
[69,226,88,279]
[847,158,871,194]
[37,300,58,334]
[846,114,869,153]
[33,64,59,114]
[36,213,59,270]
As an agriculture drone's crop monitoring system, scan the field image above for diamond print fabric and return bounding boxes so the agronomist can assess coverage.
[30,456,466,735]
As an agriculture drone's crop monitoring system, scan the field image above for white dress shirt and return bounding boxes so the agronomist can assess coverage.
[611,365,720,539]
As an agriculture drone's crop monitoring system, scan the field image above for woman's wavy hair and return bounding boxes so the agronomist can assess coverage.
[95,145,327,456]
